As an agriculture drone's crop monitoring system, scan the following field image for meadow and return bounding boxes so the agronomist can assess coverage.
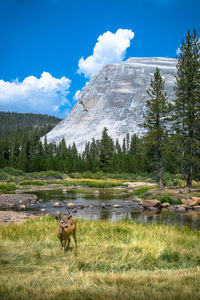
[0,216,200,300]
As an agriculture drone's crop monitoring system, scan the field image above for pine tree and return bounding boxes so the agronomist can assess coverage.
[144,67,170,188]
[129,134,138,155]
[173,29,200,187]
[99,127,114,172]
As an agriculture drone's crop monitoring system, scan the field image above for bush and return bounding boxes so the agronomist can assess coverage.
[163,173,185,187]
[0,171,11,181]
[2,167,25,176]
[28,170,63,179]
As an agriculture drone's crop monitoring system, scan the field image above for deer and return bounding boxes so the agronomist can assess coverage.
[55,211,77,252]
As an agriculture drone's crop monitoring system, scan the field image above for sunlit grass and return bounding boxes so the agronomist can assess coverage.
[0,217,200,299]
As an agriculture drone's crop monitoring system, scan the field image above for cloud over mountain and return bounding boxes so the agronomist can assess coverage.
[77,29,134,78]
[0,72,71,117]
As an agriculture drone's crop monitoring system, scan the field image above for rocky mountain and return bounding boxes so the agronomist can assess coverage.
[46,57,177,151]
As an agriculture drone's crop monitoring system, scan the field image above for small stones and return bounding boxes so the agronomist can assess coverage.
[41,208,46,213]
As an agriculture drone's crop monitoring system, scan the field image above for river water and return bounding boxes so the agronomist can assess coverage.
[28,189,200,230]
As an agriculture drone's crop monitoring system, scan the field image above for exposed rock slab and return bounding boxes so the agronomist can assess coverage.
[46,57,177,151]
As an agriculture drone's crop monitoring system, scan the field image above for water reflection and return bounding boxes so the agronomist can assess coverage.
[29,190,200,230]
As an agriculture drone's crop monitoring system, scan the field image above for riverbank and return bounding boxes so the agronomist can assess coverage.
[0,216,199,300]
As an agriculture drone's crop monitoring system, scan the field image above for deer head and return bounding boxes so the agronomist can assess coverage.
[55,212,70,229]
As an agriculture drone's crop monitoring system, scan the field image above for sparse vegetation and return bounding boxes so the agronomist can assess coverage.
[130,186,155,197]
[0,217,199,300]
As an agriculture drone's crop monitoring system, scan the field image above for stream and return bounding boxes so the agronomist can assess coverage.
[25,189,200,230]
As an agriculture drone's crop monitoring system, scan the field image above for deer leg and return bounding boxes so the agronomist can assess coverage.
[73,233,77,249]
[60,239,64,250]
[63,239,67,252]
[66,238,71,250]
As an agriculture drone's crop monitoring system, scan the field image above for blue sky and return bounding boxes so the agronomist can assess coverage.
[0,0,199,117]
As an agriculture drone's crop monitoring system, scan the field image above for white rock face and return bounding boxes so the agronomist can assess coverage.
[46,57,177,152]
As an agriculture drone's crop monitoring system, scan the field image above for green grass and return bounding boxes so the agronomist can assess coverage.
[70,171,153,181]
[0,183,16,192]
[144,193,182,205]
[130,186,155,197]
[0,217,200,299]
[64,179,125,188]
[19,180,46,186]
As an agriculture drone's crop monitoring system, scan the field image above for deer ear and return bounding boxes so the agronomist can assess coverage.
[55,216,60,221]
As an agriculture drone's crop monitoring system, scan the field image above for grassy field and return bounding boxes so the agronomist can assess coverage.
[0,217,200,300]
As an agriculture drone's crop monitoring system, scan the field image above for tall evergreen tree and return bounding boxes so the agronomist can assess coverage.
[173,29,200,187]
[99,127,114,172]
[143,67,170,188]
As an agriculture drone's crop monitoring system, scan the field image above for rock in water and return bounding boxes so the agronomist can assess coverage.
[46,57,177,151]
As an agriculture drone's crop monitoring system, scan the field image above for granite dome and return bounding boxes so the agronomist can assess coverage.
[46,57,177,151]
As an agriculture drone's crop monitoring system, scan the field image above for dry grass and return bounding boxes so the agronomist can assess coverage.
[0,217,200,300]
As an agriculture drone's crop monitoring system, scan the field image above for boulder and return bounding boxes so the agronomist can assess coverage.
[52,202,62,208]
[182,199,196,207]
[148,207,160,212]
[113,204,121,208]
[142,200,161,209]
[20,204,26,210]
[41,208,46,212]
[191,197,200,205]
[161,202,170,208]
[193,205,200,211]
[66,202,76,208]
[174,205,187,213]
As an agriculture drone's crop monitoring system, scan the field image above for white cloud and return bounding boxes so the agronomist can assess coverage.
[73,90,81,101]
[176,47,181,56]
[77,28,134,78]
[0,72,71,117]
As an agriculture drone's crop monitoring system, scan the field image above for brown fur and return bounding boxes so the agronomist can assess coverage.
[55,213,77,251]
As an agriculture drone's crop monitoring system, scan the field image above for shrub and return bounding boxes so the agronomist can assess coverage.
[163,173,185,187]
[2,167,25,176]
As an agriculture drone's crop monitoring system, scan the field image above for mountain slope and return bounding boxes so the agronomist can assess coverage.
[46,57,177,151]
[0,112,61,139]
